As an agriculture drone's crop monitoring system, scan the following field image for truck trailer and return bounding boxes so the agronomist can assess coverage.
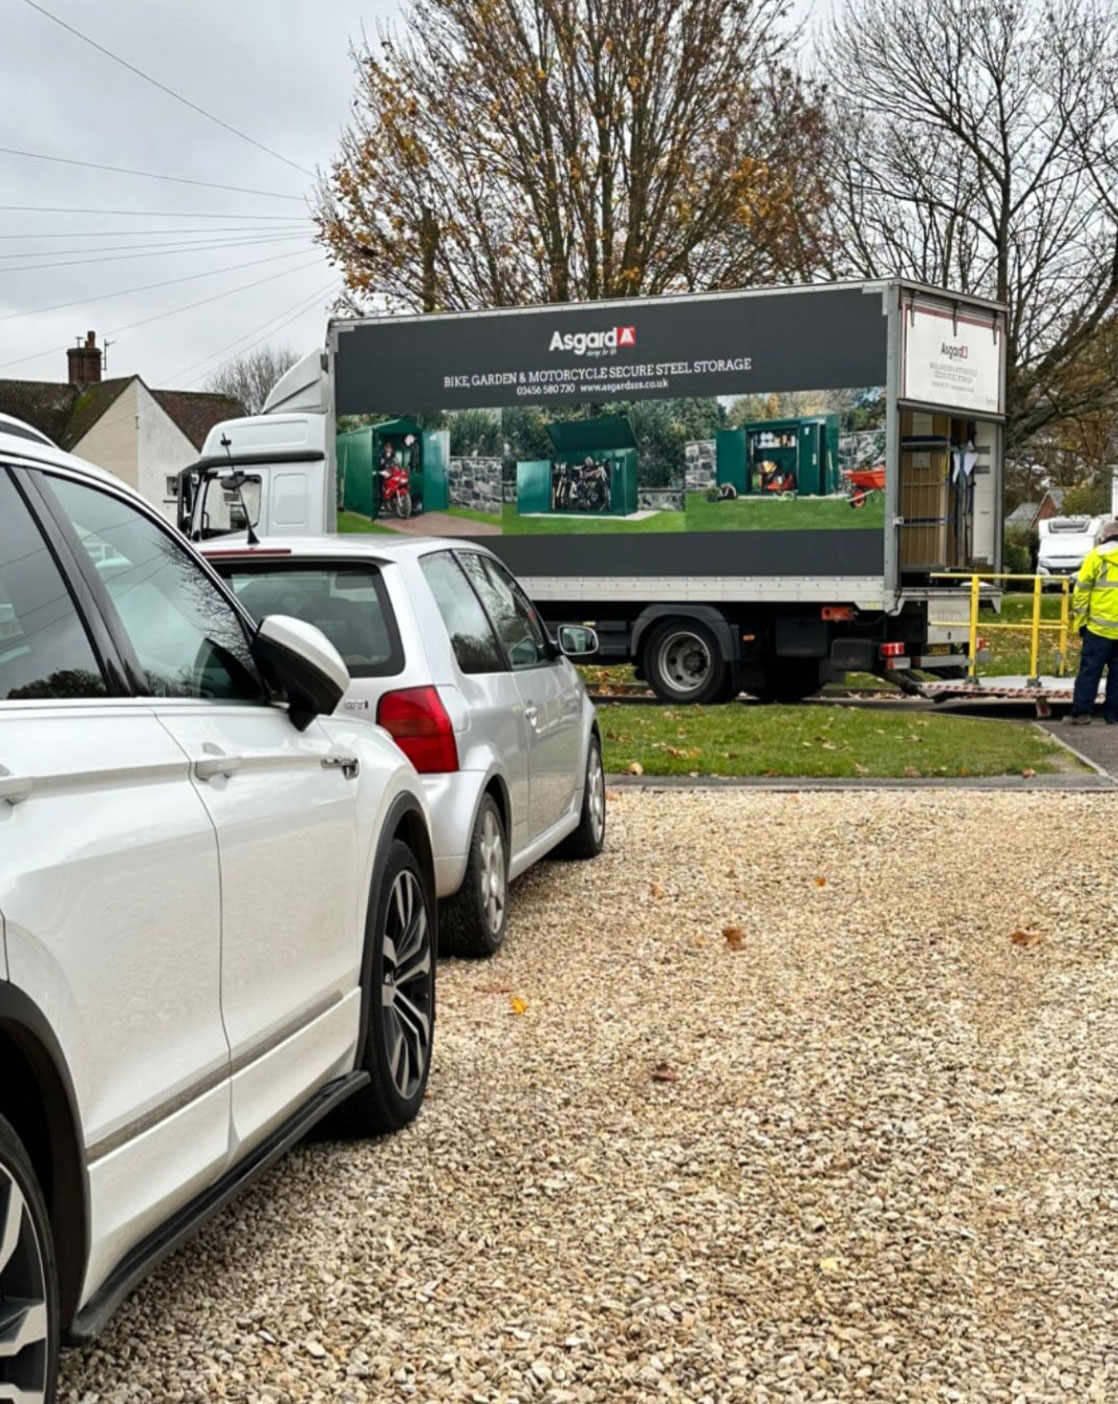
[181,279,1006,703]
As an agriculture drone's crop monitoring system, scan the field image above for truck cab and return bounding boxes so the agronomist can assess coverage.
[179,351,334,542]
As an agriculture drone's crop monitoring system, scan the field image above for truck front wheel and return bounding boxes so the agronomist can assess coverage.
[643,620,730,705]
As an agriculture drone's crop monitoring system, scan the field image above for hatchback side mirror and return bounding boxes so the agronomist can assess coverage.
[251,615,349,730]
[556,624,600,659]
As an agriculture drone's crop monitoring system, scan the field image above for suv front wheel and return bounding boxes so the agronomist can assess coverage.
[336,840,436,1136]
[0,1111,59,1404]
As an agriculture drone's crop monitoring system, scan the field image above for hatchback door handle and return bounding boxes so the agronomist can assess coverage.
[194,749,245,782]
[322,752,360,779]
[0,765,33,805]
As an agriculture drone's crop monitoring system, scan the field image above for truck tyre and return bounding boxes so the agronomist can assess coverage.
[752,659,822,704]
[553,734,606,860]
[440,794,508,958]
[336,840,435,1136]
[643,619,729,705]
[0,1111,59,1404]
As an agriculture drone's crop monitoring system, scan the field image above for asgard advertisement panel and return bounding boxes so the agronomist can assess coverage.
[333,287,895,578]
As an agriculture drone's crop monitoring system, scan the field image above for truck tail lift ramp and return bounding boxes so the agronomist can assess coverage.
[889,572,1086,717]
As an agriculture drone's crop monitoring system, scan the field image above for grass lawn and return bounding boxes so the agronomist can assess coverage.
[685,491,885,533]
[600,702,1075,778]
[502,502,684,534]
[338,510,397,535]
[977,591,1080,677]
[445,505,502,527]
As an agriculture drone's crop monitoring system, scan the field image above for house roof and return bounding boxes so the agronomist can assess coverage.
[1005,503,1039,527]
[0,375,244,454]
[150,389,246,450]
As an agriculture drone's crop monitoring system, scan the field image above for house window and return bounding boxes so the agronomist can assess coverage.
[165,476,179,500]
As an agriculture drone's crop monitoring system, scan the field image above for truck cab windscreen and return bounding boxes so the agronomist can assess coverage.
[192,470,262,540]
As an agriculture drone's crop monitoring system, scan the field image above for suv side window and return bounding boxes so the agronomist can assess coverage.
[458,552,548,670]
[45,475,266,702]
[419,550,504,674]
[0,470,107,701]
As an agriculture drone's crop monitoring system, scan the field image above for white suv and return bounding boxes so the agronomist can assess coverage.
[0,426,437,1402]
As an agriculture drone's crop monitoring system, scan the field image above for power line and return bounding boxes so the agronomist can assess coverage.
[19,0,315,180]
[0,230,307,259]
[0,204,301,221]
[0,146,307,203]
[0,233,311,273]
[169,280,340,385]
[0,257,326,371]
[0,225,310,240]
[0,247,315,324]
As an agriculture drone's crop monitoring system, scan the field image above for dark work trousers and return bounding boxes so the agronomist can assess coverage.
[1071,628,1118,720]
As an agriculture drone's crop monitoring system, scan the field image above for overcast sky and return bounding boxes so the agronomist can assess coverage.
[1,0,825,395]
[0,0,400,391]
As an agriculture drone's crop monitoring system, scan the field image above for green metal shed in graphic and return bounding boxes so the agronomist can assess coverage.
[516,415,639,516]
[738,414,840,496]
[336,419,449,517]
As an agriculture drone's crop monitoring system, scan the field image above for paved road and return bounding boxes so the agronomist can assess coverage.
[1039,717,1118,778]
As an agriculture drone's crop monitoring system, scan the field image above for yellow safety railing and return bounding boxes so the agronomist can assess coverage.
[930,572,1074,684]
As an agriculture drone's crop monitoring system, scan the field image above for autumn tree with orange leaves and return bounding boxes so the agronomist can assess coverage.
[315,0,829,312]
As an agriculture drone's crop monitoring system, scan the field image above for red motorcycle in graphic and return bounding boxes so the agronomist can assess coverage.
[379,461,413,519]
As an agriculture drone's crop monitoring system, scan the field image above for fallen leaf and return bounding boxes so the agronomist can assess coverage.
[1020,768,1037,779]
[903,766,920,778]
[1010,930,1043,948]
[853,762,869,775]
[820,741,837,751]
[649,881,665,899]
[627,761,644,776]
[605,789,621,801]
[818,1257,840,1274]
[480,984,511,995]
[763,769,780,777]
[509,995,528,1015]
[723,925,744,949]
[651,1062,679,1083]
[814,876,827,888]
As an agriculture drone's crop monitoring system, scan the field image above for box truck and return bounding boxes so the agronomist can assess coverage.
[180,279,1006,703]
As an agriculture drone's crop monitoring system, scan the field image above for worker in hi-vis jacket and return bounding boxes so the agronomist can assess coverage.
[1067,519,1118,725]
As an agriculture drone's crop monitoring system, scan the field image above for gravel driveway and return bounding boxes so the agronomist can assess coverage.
[60,790,1118,1404]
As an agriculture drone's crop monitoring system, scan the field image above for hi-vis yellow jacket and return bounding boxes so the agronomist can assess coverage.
[1072,540,1118,640]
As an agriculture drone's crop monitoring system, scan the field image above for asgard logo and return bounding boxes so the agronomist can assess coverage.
[941,341,969,360]
[549,325,636,355]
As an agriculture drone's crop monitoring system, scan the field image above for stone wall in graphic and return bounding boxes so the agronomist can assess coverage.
[684,440,716,493]
[449,457,503,514]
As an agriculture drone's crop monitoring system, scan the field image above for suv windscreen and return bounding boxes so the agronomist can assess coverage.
[223,562,404,677]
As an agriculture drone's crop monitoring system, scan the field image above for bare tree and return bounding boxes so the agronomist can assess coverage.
[826,0,1118,454]
[315,0,831,312]
[205,345,300,415]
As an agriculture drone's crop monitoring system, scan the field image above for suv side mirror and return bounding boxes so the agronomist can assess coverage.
[556,624,599,659]
[251,615,349,730]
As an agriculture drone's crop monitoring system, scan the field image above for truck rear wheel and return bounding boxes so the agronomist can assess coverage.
[643,620,729,705]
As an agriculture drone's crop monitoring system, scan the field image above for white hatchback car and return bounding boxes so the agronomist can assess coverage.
[0,427,437,1402]
[204,537,606,957]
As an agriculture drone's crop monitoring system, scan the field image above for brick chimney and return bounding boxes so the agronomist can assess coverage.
[67,331,102,385]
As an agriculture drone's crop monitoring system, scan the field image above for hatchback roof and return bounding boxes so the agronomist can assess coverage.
[201,534,495,564]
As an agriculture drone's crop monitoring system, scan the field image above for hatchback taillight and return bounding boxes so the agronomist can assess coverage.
[377,687,459,773]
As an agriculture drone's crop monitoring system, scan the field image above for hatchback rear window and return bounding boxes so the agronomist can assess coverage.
[222,563,404,678]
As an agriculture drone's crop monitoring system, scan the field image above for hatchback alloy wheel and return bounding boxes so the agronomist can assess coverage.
[586,743,606,846]
[381,868,434,1101]
[479,807,506,936]
[0,1165,50,1404]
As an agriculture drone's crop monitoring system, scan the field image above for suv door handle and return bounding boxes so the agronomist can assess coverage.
[522,705,539,729]
[0,766,33,805]
[194,749,245,782]
[322,752,360,780]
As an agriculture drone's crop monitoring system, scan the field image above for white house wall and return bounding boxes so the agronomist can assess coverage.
[71,380,140,492]
[136,383,199,525]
